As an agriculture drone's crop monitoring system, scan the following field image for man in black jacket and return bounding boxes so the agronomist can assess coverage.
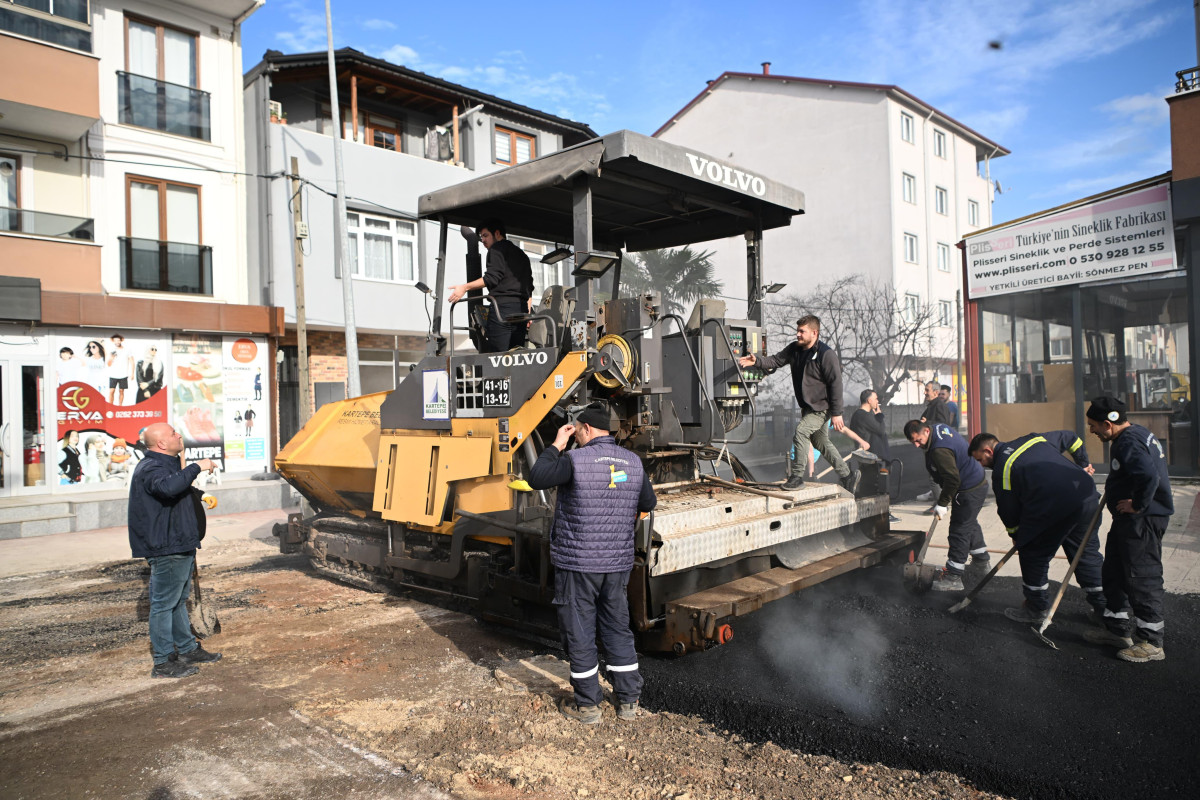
[1082,397,1173,663]
[850,389,897,520]
[128,423,222,678]
[739,315,856,492]
[446,218,534,352]
[916,381,953,502]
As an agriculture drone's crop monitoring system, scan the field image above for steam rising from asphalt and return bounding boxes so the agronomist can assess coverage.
[757,594,889,723]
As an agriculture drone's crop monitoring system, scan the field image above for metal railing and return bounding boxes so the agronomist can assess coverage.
[0,207,94,240]
[1177,67,1200,93]
[118,236,212,295]
[117,71,210,140]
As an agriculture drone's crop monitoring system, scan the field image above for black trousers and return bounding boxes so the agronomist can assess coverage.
[945,479,989,572]
[1101,514,1167,646]
[483,297,526,353]
[1017,495,1105,612]
[554,569,642,707]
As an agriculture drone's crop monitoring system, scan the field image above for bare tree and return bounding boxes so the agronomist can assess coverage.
[763,275,954,405]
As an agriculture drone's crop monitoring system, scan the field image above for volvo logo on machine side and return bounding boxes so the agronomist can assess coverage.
[685,153,767,197]
[487,351,549,368]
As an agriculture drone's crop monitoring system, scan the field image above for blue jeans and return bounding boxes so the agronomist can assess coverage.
[148,552,197,664]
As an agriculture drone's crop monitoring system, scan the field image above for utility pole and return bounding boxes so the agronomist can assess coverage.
[956,289,964,429]
[325,0,361,397]
[290,157,312,427]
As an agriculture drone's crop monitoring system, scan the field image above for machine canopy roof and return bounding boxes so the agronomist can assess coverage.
[418,130,804,253]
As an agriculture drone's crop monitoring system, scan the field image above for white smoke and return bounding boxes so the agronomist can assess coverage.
[756,594,889,722]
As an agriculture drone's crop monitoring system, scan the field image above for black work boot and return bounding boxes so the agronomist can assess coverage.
[151,659,199,679]
[929,568,965,592]
[178,645,222,664]
[782,475,805,491]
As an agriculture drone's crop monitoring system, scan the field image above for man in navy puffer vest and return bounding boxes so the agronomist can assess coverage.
[529,401,657,724]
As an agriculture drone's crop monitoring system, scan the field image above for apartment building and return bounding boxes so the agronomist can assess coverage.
[243,47,595,444]
[654,65,1008,403]
[0,0,280,504]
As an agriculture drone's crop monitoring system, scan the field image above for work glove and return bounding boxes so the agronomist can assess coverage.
[201,494,218,510]
[1006,525,1018,539]
[933,505,949,520]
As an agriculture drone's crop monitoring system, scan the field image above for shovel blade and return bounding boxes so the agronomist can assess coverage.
[1031,624,1058,650]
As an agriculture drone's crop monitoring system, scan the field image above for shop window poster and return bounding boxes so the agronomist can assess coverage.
[221,336,270,471]
[172,333,225,469]
[54,331,170,487]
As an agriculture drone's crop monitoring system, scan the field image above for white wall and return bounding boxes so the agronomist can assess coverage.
[248,90,575,336]
[657,79,895,319]
[91,0,249,304]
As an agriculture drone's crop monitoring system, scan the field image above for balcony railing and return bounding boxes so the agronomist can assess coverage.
[0,6,91,51]
[119,236,213,295]
[117,71,210,141]
[0,207,94,240]
[1177,67,1200,93]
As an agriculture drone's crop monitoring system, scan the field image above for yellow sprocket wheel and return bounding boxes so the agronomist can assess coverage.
[593,333,636,389]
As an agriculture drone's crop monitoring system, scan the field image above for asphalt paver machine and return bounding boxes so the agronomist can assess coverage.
[274,130,920,654]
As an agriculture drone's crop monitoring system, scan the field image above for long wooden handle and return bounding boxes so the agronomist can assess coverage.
[1037,491,1106,634]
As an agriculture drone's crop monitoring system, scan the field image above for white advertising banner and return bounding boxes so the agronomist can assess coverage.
[966,182,1176,299]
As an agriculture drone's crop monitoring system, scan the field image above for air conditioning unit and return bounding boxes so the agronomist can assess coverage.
[269,100,282,119]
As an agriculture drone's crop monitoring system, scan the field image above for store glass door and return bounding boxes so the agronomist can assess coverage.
[0,362,48,496]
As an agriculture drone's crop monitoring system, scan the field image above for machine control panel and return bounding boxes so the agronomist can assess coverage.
[715,321,765,401]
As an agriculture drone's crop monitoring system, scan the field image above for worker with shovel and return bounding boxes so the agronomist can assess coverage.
[1083,397,1173,663]
[128,423,223,679]
[967,431,1107,626]
[904,420,991,591]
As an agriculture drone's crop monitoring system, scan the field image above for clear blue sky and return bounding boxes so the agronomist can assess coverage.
[242,0,1195,224]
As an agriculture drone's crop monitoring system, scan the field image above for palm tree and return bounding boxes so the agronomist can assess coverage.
[620,246,723,317]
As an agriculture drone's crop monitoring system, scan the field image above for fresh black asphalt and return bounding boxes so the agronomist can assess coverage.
[642,567,1200,800]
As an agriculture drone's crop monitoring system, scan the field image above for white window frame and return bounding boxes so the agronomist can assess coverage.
[1050,338,1072,358]
[345,211,418,284]
[902,173,916,205]
[904,293,920,324]
[900,111,914,144]
[935,186,948,216]
[938,300,952,327]
[933,129,947,158]
[968,199,980,227]
[937,242,952,273]
[904,233,919,264]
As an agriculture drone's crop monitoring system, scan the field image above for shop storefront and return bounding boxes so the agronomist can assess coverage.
[963,176,1195,474]
[0,325,274,497]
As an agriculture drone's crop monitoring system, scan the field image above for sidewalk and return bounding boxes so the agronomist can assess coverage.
[3,487,1198,596]
[0,507,297,579]
[891,482,1200,595]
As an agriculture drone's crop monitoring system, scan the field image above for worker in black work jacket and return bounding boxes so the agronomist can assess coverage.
[528,401,658,724]
[1082,397,1173,663]
[904,420,990,591]
[968,430,1107,625]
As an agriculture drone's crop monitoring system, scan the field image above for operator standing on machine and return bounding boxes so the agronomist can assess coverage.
[446,218,534,352]
[528,401,658,724]
[737,315,858,493]
[968,430,1107,625]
